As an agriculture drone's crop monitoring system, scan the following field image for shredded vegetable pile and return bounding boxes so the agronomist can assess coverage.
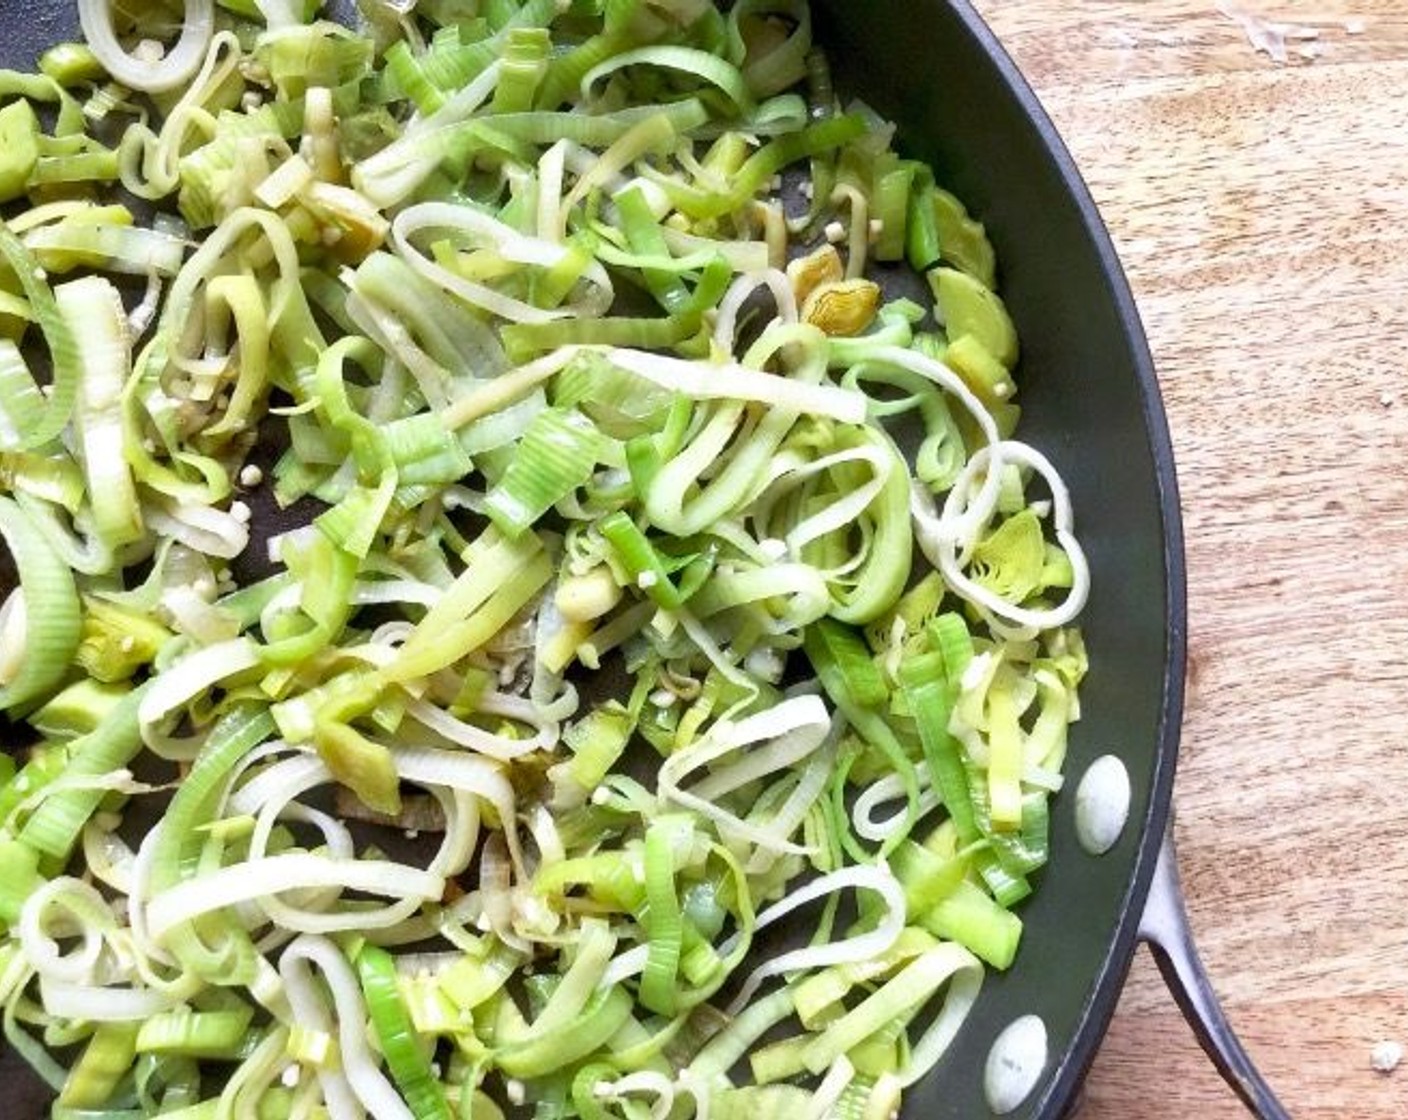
[0,0,1092,1117]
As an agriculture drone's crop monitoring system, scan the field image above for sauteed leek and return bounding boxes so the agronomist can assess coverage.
[0,1,1091,1116]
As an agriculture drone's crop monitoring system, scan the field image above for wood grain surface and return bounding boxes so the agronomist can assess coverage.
[965,1,1408,1116]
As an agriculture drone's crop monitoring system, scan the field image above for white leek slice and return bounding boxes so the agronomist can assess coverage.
[78,0,215,93]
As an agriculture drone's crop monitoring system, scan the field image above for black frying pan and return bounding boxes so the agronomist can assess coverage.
[810,2,1287,1116]
[0,0,1285,1116]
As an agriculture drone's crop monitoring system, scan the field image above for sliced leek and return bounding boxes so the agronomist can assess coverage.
[0,1,1093,1118]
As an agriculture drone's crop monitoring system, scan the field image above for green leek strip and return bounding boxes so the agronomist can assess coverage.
[870,155,914,262]
[655,112,867,220]
[384,40,449,114]
[208,1026,291,1119]
[898,615,977,845]
[570,1062,623,1120]
[491,27,550,114]
[31,147,120,187]
[961,760,1049,888]
[534,26,634,112]
[708,1086,814,1120]
[898,664,976,846]
[750,1033,810,1084]
[481,100,708,146]
[259,527,359,667]
[309,334,399,558]
[615,184,691,314]
[483,407,603,539]
[801,943,978,1074]
[30,677,128,739]
[0,222,80,450]
[132,1048,203,1113]
[119,368,231,511]
[317,477,396,559]
[0,744,67,828]
[213,572,293,633]
[598,511,686,611]
[200,274,270,443]
[985,683,1024,831]
[972,848,1031,911]
[685,986,796,1085]
[913,878,1022,969]
[389,0,561,104]
[804,624,919,859]
[256,22,375,99]
[700,129,751,182]
[134,1006,254,1059]
[314,707,402,817]
[0,495,81,715]
[358,945,454,1120]
[729,0,813,97]
[387,533,551,682]
[634,334,836,539]
[55,276,144,551]
[148,705,274,984]
[791,926,938,1031]
[588,238,729,278]
[808,617,887,709]
[0,99,38,204]
[349,250,507,405]
[0,839,45,925]
[502,311,701,362]
[638,818,687,1016]
[493,985,634,1079]
[581,46,757,118]
[889,839,967,920]
[918,622,1051,891]
[352,65,513,208]
[499,248,728,357]
[0,71,84,135]
[824,430,914,626]
[928,611,975,680]
[552,350,677,439]
[558,112,685,239]
[524,920,617,1035]
[17,681,150,859]
[563,702,635,791]
[438,940,523,1014]
[905,166,941,273]
[57,1023,139,1109]
[382,412,473,484]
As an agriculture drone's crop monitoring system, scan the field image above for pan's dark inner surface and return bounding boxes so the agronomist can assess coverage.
[0,2,1178,1118]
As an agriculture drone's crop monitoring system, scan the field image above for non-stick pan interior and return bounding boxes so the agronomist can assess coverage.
[810,0,1185,1115]
[0,1,1184,1117]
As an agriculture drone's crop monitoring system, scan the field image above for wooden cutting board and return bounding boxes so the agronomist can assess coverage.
[967,1,1408,1116]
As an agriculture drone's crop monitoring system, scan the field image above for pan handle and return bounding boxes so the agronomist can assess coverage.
[1137,829,1291,1119]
